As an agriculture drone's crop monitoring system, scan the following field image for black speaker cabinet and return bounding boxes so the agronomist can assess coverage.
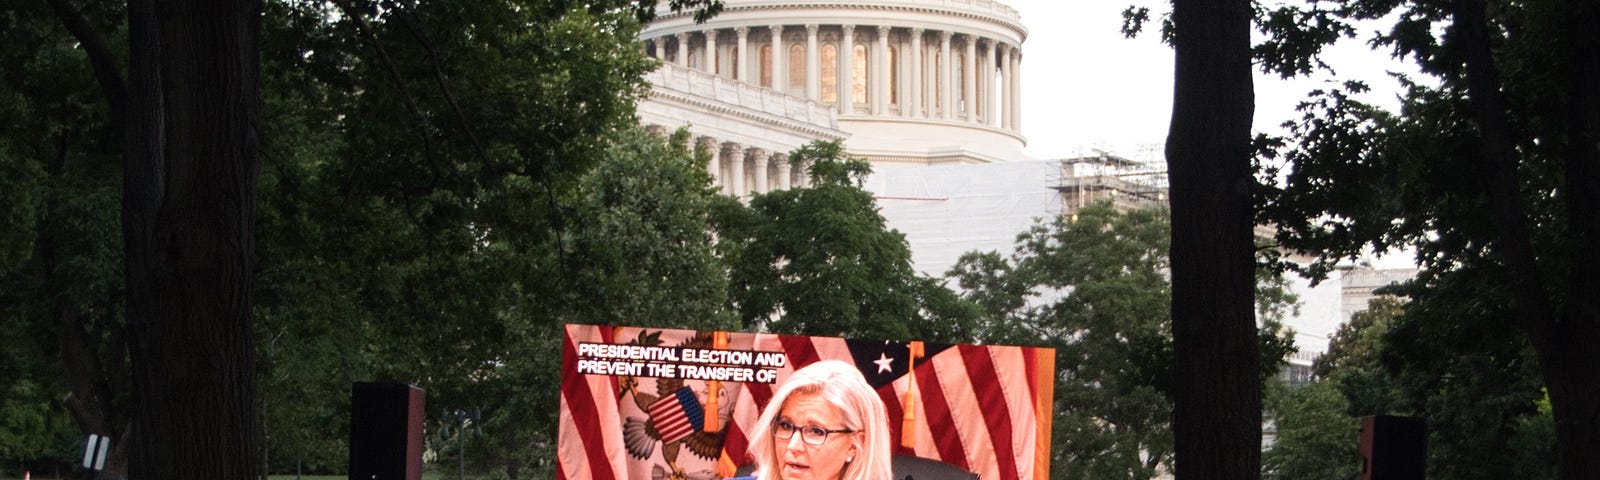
[349,382,425,480]
[1359,415,1427,480]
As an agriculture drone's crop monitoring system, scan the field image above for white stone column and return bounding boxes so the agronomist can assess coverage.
[924,39,936,117]
[775,153,793,191]
[749,148,770,194]
[698,136,722,192]
[939,31,953,120]
[806,24,820,101]
[1013,48,1022,131]
[1000,43,1013,130]
[909,28,923,118]
[840,25,855,113]
[962,35,976,122]
[724,142,745,197]
[770,25,786,91]
[735,27,750,82]
[703,29,717,73]
[874,26,890,115]
[1008,46,1020,131]
[985,39,998,127]
[676,33,689,67]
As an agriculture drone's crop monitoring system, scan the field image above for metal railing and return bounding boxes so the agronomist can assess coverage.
[645,62,840,129]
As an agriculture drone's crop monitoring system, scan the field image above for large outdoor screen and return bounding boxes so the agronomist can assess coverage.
[558,324,1056,480]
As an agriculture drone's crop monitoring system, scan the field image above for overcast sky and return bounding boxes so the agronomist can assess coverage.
[1006,0,1416,161]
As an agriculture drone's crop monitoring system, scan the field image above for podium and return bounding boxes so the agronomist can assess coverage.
[1359,414,1426,480]
[349,382,425,480]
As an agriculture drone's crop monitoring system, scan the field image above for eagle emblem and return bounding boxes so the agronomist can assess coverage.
[618,331,733,473]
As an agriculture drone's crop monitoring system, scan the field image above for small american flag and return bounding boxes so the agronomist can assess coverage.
[647,386,706,444]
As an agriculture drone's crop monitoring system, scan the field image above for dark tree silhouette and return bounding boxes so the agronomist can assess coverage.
[50,0,265,477]
[1164,0,1260,478]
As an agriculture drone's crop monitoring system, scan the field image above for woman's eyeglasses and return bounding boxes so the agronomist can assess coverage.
[773,418,855,446]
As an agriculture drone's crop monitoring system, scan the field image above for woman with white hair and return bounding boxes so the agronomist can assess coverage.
[745,360,894,480]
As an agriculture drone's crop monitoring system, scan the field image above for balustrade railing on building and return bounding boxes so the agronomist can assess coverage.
[666,0,1022,26]
[646,62,838,129]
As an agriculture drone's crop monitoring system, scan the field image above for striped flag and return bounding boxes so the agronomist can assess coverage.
[559,324,627,480]
[648,387,706,444]
[559,324,1056,480]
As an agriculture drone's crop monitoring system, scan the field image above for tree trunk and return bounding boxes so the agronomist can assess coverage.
[1549,0,1600,477]
[1165,0,1260,478]
[1456,0,1600,478]
[60,306,133,480]
[121,0,264,478]
[36,125,133,479]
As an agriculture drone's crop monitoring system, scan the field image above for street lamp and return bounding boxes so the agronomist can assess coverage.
[440,408,481,480]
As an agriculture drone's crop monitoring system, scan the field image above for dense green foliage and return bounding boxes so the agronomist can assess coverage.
[948,202,1295,479]
[1265,292,1556,480]
[0,340,81,473]
[3,2,954,470]
[2,0,728,476]
[25,0,1591,476]
[715,141,978,343]
[1128,0,1596,475]
[1246,0,1597,476]
[253,1,690,475]
[256,113,739,477]
[1261,380,1358,480]
[0,1,131,477]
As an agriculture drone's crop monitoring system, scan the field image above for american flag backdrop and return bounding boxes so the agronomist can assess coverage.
[558,324,1056,480]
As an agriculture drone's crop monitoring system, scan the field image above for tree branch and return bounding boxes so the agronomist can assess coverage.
[328,0,441,179]
[1453,0,1552,338]
[395,12,495,169]
[393,9,572,276]
[45,0,127,128]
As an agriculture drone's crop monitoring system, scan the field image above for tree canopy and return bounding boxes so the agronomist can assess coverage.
[4,0,726,476]
[714,141,978,343]
[948,202,1295,479]
[1251,0,1600,476]
[1127,0,1597,475]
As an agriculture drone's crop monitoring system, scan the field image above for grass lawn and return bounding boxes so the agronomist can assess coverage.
[8,471,452,480]
[3,469,448,479]
[268,474,445,480]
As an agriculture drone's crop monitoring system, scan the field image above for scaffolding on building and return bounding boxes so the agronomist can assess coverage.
[1052,147,1170,214]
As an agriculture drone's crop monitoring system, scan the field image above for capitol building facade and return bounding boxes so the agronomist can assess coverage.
[634,0,1410,364]
[637,0,1031,198]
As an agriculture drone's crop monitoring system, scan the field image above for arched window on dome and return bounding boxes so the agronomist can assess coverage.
[760,44,773,87]
[932,52,942,115]
[888,45,899,106]
[821,43,838,104]
[923,45,935,116]
[852,43,868,106]
[788,43,806,96]
[719,43,730,76]
[955,51,966,114]
[992,65,1004,126]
